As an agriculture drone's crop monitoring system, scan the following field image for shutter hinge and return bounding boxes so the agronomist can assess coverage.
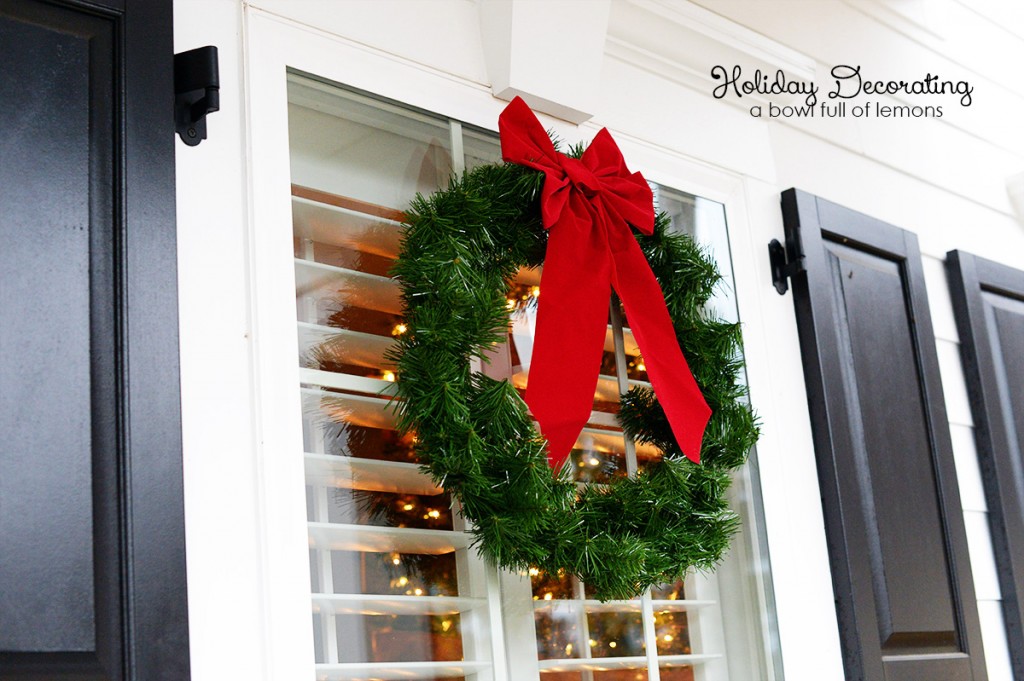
[768,236,804,295]
[174,46,220,146]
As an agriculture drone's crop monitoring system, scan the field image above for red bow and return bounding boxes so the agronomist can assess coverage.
[499,96,711,471]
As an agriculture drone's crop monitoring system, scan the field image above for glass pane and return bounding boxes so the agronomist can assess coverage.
[652,186,778,676]
[289,77,452,210]
[287,73,494,674]
[654,187,739,327]
[659,666,696,681]
[653,610,691,655]
[463,125,502,171]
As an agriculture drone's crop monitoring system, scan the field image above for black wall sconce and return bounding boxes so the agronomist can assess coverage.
[175,46,220,146]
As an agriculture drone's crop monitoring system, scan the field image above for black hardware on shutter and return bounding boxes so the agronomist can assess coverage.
[780,189,987,681]
[174,46,220,146]
[768,234,804,295]
[948,251,1024,681]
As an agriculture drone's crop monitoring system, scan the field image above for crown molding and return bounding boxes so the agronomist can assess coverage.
[607,0,817,108]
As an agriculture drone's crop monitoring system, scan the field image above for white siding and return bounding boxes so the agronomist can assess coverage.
[668,6,1024,678]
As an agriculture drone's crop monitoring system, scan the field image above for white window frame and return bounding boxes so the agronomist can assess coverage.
[175,6,844,680]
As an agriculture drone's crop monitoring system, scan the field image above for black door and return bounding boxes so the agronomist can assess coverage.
[948,252,1024,680]
[0,1,189,679]
[780,189,987,681]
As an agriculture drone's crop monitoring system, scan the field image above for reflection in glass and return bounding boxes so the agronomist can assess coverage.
[288,74,503,672]
[311,613,464,664]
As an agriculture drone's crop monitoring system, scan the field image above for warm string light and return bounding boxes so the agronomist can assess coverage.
[391,323,407,336]
[394,496,447,527]
[504,284,541,311]
[627,355,647,374]
[381,370,396,382]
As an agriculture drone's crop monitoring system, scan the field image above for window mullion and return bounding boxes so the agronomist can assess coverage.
[641,594,662,681]
[610,296,663,681]
[572,577,595,681]
[608,297,637,476]
[449,119,465,176]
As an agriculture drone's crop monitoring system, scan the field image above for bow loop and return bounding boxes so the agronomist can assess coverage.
[498,97,710,471]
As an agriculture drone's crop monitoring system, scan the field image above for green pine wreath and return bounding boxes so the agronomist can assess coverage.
[388,148,759,601]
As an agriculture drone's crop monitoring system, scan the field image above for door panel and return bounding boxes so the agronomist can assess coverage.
[781,189,986,681]
[948,251,1024,680]
[0,1,187,679]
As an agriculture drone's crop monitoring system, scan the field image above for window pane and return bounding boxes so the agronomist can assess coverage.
[288,74,495,676]
[284,71,776,681]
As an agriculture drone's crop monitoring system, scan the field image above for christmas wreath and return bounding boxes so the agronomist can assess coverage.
[388,97,758,600]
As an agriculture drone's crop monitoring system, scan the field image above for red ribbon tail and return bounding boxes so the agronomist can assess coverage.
[525,208,613,473]
[611,239,711,463]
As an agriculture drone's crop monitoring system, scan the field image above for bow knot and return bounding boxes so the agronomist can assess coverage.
[562,157,601,197]
[498,96,711,472]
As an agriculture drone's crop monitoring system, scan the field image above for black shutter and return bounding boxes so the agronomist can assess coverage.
[781,189,987,681]
[0,0,188,679]
[948,251,1024,680]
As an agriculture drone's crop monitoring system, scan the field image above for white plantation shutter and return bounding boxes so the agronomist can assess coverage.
[285,73,774,681]
[290,77,501,681]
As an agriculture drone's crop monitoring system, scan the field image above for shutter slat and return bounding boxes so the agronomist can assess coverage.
[298,321,395,372]
[294,258,402,315]
[300,388,397,431]
[300,368,397,397]
[304,453,439,496]
[292,194,403,258]
[308,522,468,555]
[315,661,489,681]
[312,593,484,616]
[532,599,716,614]
[537,654,720,672]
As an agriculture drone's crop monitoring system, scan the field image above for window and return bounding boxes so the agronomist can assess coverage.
[287,72,776,681]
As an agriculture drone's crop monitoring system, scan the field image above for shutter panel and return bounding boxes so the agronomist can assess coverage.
[0,0,188,678]
[947,251,1024,680]
[780,189,987,681]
